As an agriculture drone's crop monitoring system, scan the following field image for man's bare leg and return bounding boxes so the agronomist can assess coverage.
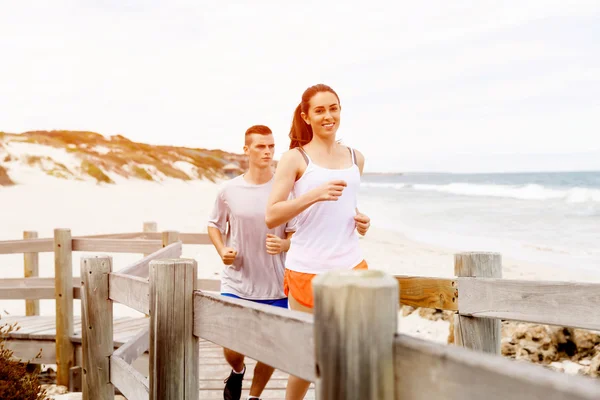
[249,362,275,397]
[224,347,245,372]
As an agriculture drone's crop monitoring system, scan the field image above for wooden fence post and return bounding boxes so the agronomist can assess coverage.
[313,270,398,400]
[149,259,198,400]
[162,230,180,247]
[54,228,74,386]
[81,255,114,400]
[454,252,502,354]
[23,231,39,316]
[143,222,157,256]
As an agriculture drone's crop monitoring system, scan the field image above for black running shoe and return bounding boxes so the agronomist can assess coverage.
[223,366,245,400]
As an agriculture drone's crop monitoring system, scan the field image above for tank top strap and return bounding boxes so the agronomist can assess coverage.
[348,147,357,166]
[296,147,311,165]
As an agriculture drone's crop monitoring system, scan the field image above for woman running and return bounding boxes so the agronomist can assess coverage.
[266,83,371,399]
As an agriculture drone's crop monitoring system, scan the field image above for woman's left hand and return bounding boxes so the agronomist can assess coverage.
[354,212,371,236]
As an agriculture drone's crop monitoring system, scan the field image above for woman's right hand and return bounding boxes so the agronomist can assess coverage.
[312,180,347,202]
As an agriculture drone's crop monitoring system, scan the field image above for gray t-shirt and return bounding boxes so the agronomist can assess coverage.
[208,175,296,300]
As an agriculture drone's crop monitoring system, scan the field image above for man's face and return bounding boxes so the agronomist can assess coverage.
[244,133,274,168]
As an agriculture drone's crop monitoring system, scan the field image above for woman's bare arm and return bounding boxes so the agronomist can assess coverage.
[266,150,347,228]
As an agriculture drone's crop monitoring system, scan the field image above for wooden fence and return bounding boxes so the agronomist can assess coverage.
[1,224,600,399]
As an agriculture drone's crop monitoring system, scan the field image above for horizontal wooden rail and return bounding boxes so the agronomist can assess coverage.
[109,273,150,314]
[0,276,216,300]
[194,291,315,381]
[140,232,211,245]
[396,275,458,311]
[194,277,458,309]
[75,232,145,240]
[113,326,149,364]
[458,278,600,331]
[72,238,162,254]
[117,242,182,277]
[394,334,600,399]
[0,238,54,254]
[0,277,81,300]
[110,354,149,400]
[0,277,55,299]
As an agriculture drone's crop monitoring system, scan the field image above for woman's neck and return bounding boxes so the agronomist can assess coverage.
[307,135,338,154]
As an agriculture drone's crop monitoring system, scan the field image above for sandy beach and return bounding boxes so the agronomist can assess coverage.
[2,174,600,348]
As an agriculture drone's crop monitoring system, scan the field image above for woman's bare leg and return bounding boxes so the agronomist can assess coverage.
[285,294,313,400]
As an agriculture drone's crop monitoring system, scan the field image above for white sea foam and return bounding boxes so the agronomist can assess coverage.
[362,181,600,203]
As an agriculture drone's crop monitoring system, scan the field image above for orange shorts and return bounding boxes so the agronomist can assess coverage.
[283,260,369,309]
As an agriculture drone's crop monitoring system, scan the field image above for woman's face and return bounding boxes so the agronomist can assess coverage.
[302,91,341,140]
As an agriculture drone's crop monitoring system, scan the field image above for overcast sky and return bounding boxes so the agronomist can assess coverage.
[1,1,599,173]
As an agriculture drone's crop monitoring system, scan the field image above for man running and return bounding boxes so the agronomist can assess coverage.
[208,125,295,400]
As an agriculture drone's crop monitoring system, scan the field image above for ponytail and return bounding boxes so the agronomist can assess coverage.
[289,103,312,149]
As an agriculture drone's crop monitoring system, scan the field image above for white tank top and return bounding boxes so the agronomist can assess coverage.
[285,146,363,274]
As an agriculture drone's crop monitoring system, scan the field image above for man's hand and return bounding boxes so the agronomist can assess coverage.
[354,212,371,236]
[266,234,288,255]
[219,247,237,265]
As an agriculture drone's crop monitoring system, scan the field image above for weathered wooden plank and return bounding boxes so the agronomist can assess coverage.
[110,355,149,400]
[396,275,457,311]
[197,364,299,379]
[141,232,211,245]
[198,379,289,390]
[197,389,315,399]
[150,259,198,400]
[454,252,502,354]
[0,238,54,254]
[0,277,82,300]
[113,326,149,365]
[72,238,162,254]
[109,273,150,314]
[2,339,56,364]
[194,291,315,382]
[0,278,54,299]
[183,258,199,399]
[0,277,55,289]
[55,228,74,386]
[394,334,600,400]
[179,232,210,244]
[0,315,56,338]
[458,277,600,331]
[196,277,456,310]
[117,242,182,277]
[81,256,114,400]
[75,232,145,240]
[23,231,40,316]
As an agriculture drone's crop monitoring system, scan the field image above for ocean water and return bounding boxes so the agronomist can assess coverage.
[358,171,600,272]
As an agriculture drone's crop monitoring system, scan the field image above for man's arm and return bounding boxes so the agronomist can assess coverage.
[208,226,237,265]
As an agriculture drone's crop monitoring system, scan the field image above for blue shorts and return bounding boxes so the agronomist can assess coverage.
[221,293,288,309]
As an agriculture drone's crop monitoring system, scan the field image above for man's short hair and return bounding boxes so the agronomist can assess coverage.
[245,125,272,145]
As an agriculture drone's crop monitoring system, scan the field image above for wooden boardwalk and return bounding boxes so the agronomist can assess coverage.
[3,315,315,399]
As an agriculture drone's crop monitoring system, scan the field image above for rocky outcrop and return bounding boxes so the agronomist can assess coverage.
[502,322,600,376]
[403,305,600,378]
